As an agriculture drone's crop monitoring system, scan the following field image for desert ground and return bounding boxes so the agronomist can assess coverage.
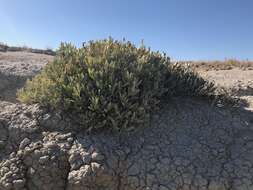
[199,68,253,111]
[0,52,53,102]
[0,51,252,190]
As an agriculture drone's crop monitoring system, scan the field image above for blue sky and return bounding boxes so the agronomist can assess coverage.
[0,0,253,60]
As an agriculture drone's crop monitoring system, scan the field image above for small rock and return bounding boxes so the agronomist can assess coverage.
[91,162,102,173]
[91,152,104,161]
[4,182,12,190]
[56,133,72,141]
[67,137,74,143]
[39,155,50,164]
[19,138,31,149]
[28,167,36,175]
[13,179,25,189]
[46,141,58,149]
[71,159,83,170]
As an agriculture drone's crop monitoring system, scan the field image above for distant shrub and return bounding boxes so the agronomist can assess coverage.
[17,38,229,131]
[0,43,8,52]
[186,59,253,71]
[7,46,23,52]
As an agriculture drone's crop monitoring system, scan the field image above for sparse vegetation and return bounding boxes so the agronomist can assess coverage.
[17,38,232,131]
[181,59,253,71]
[0,42,55,55]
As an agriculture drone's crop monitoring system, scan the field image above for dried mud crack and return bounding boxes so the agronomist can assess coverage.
[0,98,252,190]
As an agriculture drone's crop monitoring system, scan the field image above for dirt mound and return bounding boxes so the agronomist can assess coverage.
[0,98,253,190]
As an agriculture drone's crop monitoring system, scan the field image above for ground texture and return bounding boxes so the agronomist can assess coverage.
[0,52,252,190]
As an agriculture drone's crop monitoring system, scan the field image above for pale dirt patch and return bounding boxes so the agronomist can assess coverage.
[198,68,253,111]
[0,52,53,102]
[0,51,53,76]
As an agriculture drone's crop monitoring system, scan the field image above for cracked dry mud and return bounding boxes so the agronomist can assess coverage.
[0,52,253,190]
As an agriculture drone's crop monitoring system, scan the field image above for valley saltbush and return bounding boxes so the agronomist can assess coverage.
[18,38,223,131]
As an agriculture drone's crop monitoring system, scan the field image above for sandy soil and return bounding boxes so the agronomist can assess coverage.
[181,60,253,71]
[0,52,53,102]
[198,69,253,111]
[0,51,53,76]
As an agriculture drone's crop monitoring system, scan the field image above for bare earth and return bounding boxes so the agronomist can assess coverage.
[0,52,53,102]
[0,52,53,76]
[198,68,253,111]
[0,51,252,190]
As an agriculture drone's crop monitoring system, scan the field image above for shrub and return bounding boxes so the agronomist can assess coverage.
[17,38,227,131]
[0,43,8,52]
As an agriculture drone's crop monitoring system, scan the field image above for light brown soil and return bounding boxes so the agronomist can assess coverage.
[182,60,253,71]
[0,51,53,76]
[0,52,53,102]
[198,68,253,111]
